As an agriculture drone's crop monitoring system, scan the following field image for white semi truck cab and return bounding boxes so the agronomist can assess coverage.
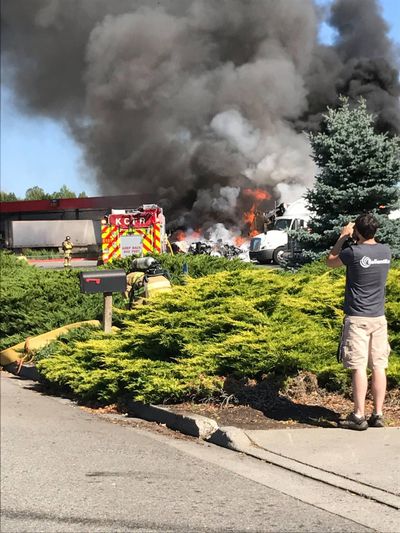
[249,199,311,265]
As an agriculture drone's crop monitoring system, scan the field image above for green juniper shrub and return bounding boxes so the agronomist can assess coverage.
[3,249,398,405]
[36,263,400,405]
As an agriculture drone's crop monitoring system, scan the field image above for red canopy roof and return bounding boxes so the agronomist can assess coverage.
[0,194,154,214]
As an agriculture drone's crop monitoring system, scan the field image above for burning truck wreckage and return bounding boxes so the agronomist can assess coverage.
[169,188,299,265]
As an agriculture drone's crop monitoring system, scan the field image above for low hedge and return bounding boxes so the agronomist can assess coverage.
[107,253,253,285]
[36,262,400,404]
[0,252,252,351]
[0,252,104,350]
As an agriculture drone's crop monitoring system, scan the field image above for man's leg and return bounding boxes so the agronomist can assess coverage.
[352,368,368,417]
[371,368,386,415]
[369,317,389,417]
[339,368,368,429]
[340,318,369,430]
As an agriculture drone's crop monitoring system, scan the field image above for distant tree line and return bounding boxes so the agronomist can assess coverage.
[0,185,87,202]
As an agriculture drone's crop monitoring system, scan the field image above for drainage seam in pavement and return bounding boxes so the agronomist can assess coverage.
[241,442,399,510]
[244,435,399,498]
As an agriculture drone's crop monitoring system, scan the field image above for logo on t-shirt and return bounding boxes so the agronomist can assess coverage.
[360,256,390,269]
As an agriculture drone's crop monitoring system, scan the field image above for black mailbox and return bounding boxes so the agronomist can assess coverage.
[80,270,127,294]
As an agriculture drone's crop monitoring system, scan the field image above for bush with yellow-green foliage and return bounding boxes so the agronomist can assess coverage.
[37,261,400,404]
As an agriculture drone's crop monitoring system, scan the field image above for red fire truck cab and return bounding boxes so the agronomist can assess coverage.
[101,204,167,263]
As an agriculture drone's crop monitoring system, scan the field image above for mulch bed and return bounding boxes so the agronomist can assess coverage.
[29,369,399,431]
[171,372,400,430]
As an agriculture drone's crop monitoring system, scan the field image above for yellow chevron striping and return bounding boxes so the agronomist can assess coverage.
[102,224,165,261]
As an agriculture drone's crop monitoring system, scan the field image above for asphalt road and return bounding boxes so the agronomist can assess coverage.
[28,259,98,270]
[1,374,370,533]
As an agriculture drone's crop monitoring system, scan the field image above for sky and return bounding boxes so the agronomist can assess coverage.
[1,0,399,199]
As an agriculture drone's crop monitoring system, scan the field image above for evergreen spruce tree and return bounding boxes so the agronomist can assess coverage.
[296,97,400,259]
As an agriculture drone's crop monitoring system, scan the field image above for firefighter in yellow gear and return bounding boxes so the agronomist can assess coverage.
[126,258,172,308]
[62,236,73,267]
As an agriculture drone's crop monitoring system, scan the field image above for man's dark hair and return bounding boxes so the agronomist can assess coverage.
[355,213,379,239]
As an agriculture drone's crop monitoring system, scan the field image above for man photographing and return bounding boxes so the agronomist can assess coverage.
[327,213,391,430]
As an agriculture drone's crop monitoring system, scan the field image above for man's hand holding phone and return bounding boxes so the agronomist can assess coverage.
[340,222,355,239]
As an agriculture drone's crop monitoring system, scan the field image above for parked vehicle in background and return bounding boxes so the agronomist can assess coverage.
[249,199,311,265]
[6,220,100,252]
[250,201,399,266]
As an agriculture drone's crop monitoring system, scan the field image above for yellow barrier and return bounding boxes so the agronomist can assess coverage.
[0,320,101,367]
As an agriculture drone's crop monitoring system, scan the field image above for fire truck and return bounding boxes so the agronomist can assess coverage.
[101,204,167,263]
[0,194,155,253]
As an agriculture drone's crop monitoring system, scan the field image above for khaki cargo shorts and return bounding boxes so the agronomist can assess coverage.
[340,316,390,370]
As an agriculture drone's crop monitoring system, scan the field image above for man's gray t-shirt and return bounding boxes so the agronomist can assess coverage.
[339,243,391,317]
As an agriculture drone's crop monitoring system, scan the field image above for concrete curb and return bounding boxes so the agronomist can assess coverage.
[127,401,218,439]
[206,425,252,451]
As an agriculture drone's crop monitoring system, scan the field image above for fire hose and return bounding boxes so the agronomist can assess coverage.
[0,320,101,379]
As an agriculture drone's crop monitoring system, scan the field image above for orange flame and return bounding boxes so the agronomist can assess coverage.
[173,228,202,242]
[174,230,186,241]
[234,236,247,247]
[243,188,271,201]
[191,229,202,240]
[242,188,270,236]
[243,205,260,236]
[243,205,256,225]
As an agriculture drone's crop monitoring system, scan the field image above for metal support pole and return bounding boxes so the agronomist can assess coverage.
[103,292,113,333]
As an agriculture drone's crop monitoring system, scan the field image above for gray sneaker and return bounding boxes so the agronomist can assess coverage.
[368,414,385,428]
[339,412,368,431]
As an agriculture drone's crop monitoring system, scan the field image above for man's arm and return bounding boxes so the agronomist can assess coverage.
[326,222,354,268]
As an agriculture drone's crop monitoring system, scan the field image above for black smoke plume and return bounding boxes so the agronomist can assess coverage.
[2,0,399,232]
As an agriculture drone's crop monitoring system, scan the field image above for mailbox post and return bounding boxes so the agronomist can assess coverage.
[103,292,113,333]
[80,270,127,333]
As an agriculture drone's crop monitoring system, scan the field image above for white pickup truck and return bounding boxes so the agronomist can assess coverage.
[249,199,311,265]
